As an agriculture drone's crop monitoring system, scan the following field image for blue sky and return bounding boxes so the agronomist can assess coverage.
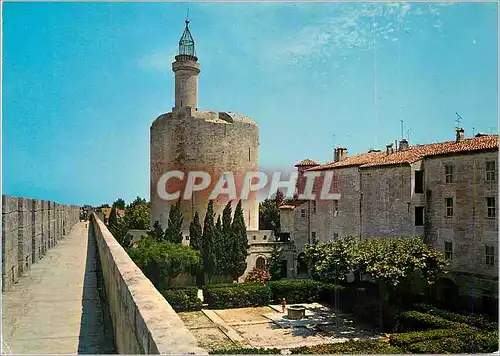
[2,2,498,206]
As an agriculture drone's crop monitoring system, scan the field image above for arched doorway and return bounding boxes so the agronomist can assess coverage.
[256,256,266,269]
[297,253,308,275]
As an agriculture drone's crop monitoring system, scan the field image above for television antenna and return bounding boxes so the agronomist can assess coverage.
[455,112,464,129]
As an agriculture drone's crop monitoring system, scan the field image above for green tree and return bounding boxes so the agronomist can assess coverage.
[148,220,164,242]
[230,200,249,281]
[189,212,203,251]
[220,202,233,276]
[213,215,225,276]
[202,200,217,284]
[109,218,132,248]
[164,201,183,244]
[112,198,126,210]
[305,236,358,283]
[108,206,119,229]
[124,197,150,230]
[268,244,283,281]
[128,236,201,289]
[259,190,284,235]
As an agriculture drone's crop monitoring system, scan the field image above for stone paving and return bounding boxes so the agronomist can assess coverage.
[1,222,115,354]
[179,303,381,352]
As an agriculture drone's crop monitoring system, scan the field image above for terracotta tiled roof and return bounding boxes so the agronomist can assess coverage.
[307,135,498,170]
[295,159,319,167]
[307,151,386,171]
[361,135,498,168]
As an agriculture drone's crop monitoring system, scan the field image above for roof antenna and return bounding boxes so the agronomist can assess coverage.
[400,120,404,140]
[455,112,464,129]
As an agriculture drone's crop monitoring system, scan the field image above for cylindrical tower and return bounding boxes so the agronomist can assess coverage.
[150,20,260,234]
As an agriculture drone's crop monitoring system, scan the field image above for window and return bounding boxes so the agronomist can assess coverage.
[445,242,453,260]
[445,198,453,217]
[186,235,190,240]
[415,207,424,226]
[332,180,338,190]
[256,256,266,269]
[487,197,496,218]
[486,161,496,182]
[301,209,306,218]
[415,170,424,193]
[248,147,251,161]
[445,165,453,183]
[485,245,495,266]
[333,200,339,214]
[312,201,316,214]
[311,232,316,241]
[333,233,339,239]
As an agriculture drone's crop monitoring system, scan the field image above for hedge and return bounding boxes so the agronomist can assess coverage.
[407,331,499,354]
[209,348,281,354]
[397,311,473,332]
[413,303,498,331]
[389,328,474,347]
[161,286,202,312]
[267,279,326,304]
[290,339,404,354]
[202,283,272,309]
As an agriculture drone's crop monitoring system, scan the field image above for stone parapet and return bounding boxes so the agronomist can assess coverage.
[90,213,207,354]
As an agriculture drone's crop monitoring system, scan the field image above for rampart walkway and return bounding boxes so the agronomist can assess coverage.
[2,222,115,354]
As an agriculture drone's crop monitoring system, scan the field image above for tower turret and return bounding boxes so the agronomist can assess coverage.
[172,20,201,111]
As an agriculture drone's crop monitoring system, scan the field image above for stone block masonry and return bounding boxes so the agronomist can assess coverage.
[2,195,81,292]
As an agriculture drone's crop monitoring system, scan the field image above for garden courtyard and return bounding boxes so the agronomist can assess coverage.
[178,303,382,352]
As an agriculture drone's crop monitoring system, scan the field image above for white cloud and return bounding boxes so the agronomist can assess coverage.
[138,47,177,72]
[274,2,457,63]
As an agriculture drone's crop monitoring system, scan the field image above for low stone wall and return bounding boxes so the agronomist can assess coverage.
[90,213,206,354]
[1,195,80,291]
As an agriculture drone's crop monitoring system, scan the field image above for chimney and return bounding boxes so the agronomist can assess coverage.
[334,147,347,162]
[337,147,347,161]
[399,139,409,151]
[456,128,465,142]
[386,143,394,155]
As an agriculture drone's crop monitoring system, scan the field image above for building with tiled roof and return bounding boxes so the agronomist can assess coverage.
[281,128,498,313]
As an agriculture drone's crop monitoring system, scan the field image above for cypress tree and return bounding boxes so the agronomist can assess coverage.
[164,200,183,244]
[148,220,164,242]
[108,206,119,229]
[230,200,249,281]
[214,215,224,276]
[189,211,203,251]
[221,202,233,276]
[202,200,216,284]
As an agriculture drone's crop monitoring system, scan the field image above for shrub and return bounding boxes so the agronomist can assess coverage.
[290,340,404,354]
[407,331,499,354]
[397,311,473,332]
[245,267,271,283]
[413,303,498,331]
[203,283,272,309]
[209,348,281,354]
[267,279,324,304]
[161,287,202,312]
[389,328,474,347]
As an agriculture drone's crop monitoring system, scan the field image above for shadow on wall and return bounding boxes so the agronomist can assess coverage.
[78,226,117,354]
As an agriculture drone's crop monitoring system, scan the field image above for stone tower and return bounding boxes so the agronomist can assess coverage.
[150,20,260,234]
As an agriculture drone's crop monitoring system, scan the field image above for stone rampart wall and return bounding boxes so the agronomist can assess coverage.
[2,195,80,291]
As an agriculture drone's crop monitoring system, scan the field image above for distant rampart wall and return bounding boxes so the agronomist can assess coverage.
[1,195,80,291]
